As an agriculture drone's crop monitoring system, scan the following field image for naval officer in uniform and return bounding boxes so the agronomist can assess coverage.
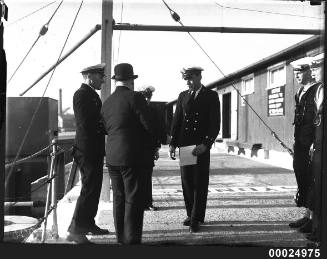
[169,66,221,233]
[66,63,109,244]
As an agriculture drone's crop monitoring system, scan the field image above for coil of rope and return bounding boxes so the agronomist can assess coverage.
[162,0,294,157]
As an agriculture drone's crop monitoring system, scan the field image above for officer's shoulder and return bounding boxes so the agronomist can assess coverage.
[179,90,189,97]
[203,87,218,97]
[74,87,89,99]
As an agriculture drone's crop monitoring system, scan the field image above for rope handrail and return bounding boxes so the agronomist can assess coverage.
[4,144,73,169]
[5,144,53,169]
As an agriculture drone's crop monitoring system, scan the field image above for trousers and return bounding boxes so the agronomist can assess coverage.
[68,152,103,234]
[180,150,210,223]
[108,165,145,244]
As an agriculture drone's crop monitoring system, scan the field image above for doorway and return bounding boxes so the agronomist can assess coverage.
[222,92,231,138]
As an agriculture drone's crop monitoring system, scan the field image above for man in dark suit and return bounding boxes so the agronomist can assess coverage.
[169,66,221,233]
[138,85,168,211]
[66,63,109,244]
[101,63,154,245]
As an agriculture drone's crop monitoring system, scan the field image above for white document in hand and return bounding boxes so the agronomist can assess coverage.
[179,145,197,166]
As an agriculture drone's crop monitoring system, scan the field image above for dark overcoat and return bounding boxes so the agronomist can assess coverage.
[101,85,154,166]
[73,83,105,160]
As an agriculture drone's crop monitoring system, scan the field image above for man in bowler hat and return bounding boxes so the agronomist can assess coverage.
[169,66,221,233]
[101,63,154,244]
[66,63,109,244]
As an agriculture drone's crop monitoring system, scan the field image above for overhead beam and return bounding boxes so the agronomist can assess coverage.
[113,23,322,35]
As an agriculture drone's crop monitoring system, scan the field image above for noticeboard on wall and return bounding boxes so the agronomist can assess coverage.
[267,85,285,117]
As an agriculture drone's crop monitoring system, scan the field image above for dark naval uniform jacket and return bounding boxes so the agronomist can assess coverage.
[68,83,106,234]
[170,85,221,149]
[73,83,105,160]
[170,85,221,223]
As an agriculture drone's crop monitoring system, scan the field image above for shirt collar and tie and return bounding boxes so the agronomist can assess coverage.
[189,85,203,100]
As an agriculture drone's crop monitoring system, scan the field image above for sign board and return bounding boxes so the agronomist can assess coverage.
[267,85,285,117]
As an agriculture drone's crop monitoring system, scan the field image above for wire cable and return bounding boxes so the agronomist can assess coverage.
[116,1,124,64]
[7,1,57,27]
[7,1,63,84]
[162,0,294,156]
[5,1,84,191]
[215,2,323,20]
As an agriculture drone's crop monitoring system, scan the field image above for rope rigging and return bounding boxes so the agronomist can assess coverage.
[5,0,84,191]
[116,1,124,65]
[214,2,323,20]
[161,0,294,157]
[7,0,63,84]
[7,1,57,27]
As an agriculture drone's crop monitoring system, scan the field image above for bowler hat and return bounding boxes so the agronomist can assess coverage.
[112,63,138,81]
[81,63,105,74]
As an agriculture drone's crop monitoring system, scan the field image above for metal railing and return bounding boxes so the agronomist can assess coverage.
[4,137,75,243]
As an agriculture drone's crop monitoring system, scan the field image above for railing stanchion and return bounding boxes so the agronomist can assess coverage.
[41,142,55,243]
[51,138,59,239]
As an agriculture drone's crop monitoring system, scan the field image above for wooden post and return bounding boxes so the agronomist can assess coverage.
[101,0,113,101]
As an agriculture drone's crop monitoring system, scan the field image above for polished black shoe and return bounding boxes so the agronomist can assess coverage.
[66,233,93,244]
[189,222,200,233]
[298,220,312,234]
[145,205,158,211]
[183,217,191,226]
[87,225,110,235]
[289,217,310,228]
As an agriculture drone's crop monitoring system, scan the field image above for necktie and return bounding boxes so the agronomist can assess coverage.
[190,90,196,101]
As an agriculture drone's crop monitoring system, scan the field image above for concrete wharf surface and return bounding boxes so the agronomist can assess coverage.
[23,145,317,249]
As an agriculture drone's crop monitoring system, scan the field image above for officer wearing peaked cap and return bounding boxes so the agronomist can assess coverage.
[169,66,221,233]
[80,63,106,74]
[288,56,318,233]
[66,63,109,244]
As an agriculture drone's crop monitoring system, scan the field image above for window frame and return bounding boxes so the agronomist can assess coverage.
[266,61,286,90]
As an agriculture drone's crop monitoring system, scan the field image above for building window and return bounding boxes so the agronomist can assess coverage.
[267,62,286,89]
[241,74,254,96]
[241,74,254,106]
